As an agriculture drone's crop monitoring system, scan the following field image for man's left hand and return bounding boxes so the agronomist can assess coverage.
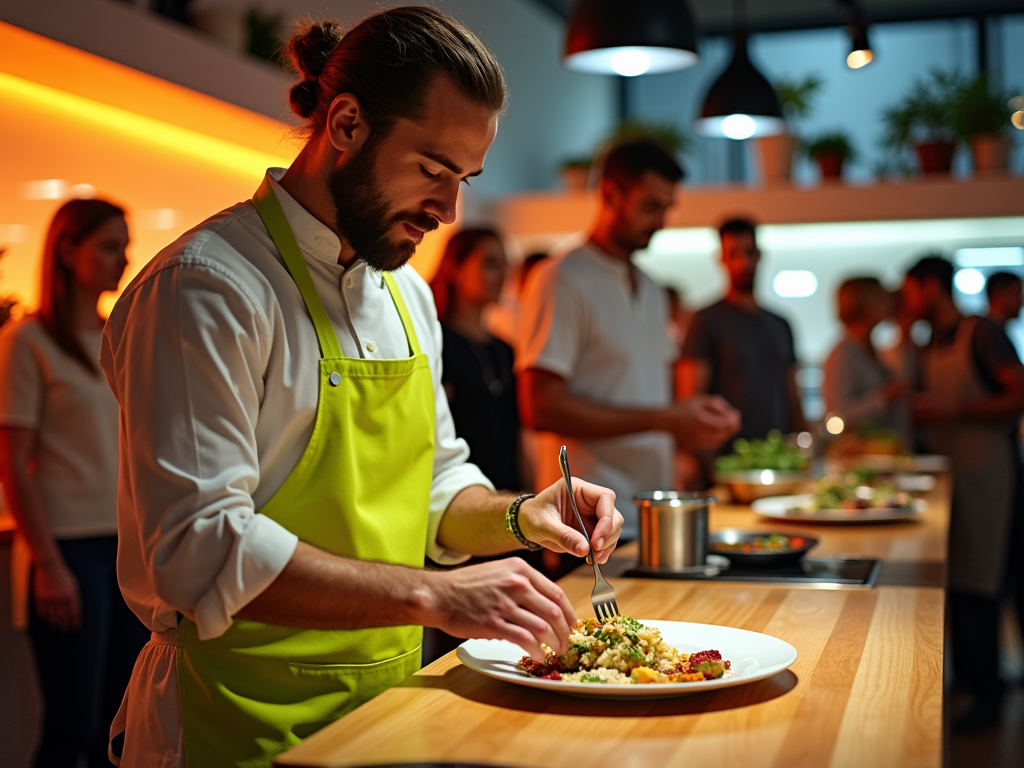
[517,478,622,564]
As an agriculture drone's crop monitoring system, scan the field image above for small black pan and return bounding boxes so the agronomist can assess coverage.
[708,530,818,567]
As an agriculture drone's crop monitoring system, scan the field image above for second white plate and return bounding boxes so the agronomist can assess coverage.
[752,494,926,524]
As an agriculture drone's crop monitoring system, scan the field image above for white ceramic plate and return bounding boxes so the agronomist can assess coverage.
[825,454,950,474]
[893,473,937,493]
[456,620,797,699]
[752,494,926,524]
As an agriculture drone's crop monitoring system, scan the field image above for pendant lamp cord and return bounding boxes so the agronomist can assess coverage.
[733,0,746,29]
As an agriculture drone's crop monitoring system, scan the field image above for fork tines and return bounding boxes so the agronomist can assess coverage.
[594,598,620,622]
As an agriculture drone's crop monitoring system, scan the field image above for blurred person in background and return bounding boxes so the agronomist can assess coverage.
[679,218,808,440]
[823,277,912,447]
[517,138,740,540]
[430,228,521,492]
[985,269,1024,719]
[0,199,149,768]
[678,218,807,484]
[486,251,549,346]
[986,271,1023,327]
[902,255,1024,731]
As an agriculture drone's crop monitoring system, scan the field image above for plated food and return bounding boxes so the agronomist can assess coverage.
[516,616,729,685]
[752,494,925,524]
[807,472,915,511]
[456,620,799,699]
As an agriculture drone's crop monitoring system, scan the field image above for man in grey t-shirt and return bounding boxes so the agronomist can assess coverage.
[518,140,740,538]
[679,218,807,446]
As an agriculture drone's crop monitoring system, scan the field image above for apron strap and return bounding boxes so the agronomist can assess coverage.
[252,178,344,360]
[381,272,423,357]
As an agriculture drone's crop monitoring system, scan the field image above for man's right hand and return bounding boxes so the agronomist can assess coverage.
[420,558,576,661]
[663,395,741,450]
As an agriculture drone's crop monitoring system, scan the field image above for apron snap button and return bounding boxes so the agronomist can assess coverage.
[329,372,341,386]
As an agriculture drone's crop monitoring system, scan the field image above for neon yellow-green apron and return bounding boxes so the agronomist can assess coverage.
[176,178,436,768]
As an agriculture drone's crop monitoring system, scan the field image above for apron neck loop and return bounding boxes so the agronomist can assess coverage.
[380,272,422,358]
[252,178,344,360]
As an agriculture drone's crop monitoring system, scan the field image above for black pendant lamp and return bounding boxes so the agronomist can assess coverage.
[846,23,874,68]
[564,0,699,77]
[693,28,784,140]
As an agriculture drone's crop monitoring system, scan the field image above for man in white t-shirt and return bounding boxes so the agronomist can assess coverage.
[517,139,740,538]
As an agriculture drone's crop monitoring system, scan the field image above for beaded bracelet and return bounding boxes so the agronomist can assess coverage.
[505,493,542,551]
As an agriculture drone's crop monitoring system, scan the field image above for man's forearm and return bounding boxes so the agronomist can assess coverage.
[519,370,660,438]
[436,485,525,556]
[236,541,437,630]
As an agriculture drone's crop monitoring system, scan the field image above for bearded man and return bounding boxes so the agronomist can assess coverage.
[100,8,622,767]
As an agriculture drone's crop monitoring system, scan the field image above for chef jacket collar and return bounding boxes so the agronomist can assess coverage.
[266,168,344,268]
[266,168,389,290]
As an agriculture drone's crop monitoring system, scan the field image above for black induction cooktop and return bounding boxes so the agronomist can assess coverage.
[623,556,880,589]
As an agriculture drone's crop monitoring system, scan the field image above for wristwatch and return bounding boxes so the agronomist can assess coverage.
[505,493,543,551]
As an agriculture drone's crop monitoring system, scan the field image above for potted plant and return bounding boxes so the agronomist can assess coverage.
[881,69,963,175]
[608,120,690,157]
[805,132,856,181]
[759,76,823,184]
[558,156,593,192]
[954,74,1017,176]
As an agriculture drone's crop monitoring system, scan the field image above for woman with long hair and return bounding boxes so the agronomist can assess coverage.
[0,199,149,767]
[430,228,522,491]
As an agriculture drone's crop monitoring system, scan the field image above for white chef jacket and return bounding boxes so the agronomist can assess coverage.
[99,169,490,766]
[515,242,677,539]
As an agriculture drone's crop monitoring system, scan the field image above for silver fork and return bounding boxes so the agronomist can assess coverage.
[559,445,620,622]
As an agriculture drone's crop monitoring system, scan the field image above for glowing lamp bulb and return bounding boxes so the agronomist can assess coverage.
[720,114,757,140]
[826,416,845,435]
[610,49,652,77]
[847,49,873,69]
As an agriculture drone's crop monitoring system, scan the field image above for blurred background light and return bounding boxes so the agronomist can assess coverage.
[609,48,652,76]
[773,269,819,298]
[954,267,986,295]
[954,247,1024,267]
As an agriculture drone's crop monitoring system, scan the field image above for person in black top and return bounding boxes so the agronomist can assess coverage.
[430,228,521,491]
[902,255,1024,731]
[679,218,808,443]
[678,218,807,487]
[987,271,1023,327]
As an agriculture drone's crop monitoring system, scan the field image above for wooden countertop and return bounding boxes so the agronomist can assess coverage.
[278,476,950,768]
[278,579,944,768]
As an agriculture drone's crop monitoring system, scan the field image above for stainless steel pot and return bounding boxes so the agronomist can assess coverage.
[633,491,715,571]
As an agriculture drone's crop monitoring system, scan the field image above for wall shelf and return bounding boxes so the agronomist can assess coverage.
[492,175,1024,247]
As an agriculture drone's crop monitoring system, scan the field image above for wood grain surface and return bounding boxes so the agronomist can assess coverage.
[277,581,944,768]
[276,476,950,767]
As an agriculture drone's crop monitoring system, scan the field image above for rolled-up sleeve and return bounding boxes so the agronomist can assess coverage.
[101,248,298,640]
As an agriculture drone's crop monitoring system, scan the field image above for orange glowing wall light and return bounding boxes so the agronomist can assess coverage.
[0,22,451,318]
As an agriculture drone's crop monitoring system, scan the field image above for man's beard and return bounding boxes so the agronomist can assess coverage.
[327,141,439,272]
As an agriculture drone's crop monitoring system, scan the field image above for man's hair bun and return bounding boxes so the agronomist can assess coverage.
[288,79,319,119]
[287,20,344,118]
